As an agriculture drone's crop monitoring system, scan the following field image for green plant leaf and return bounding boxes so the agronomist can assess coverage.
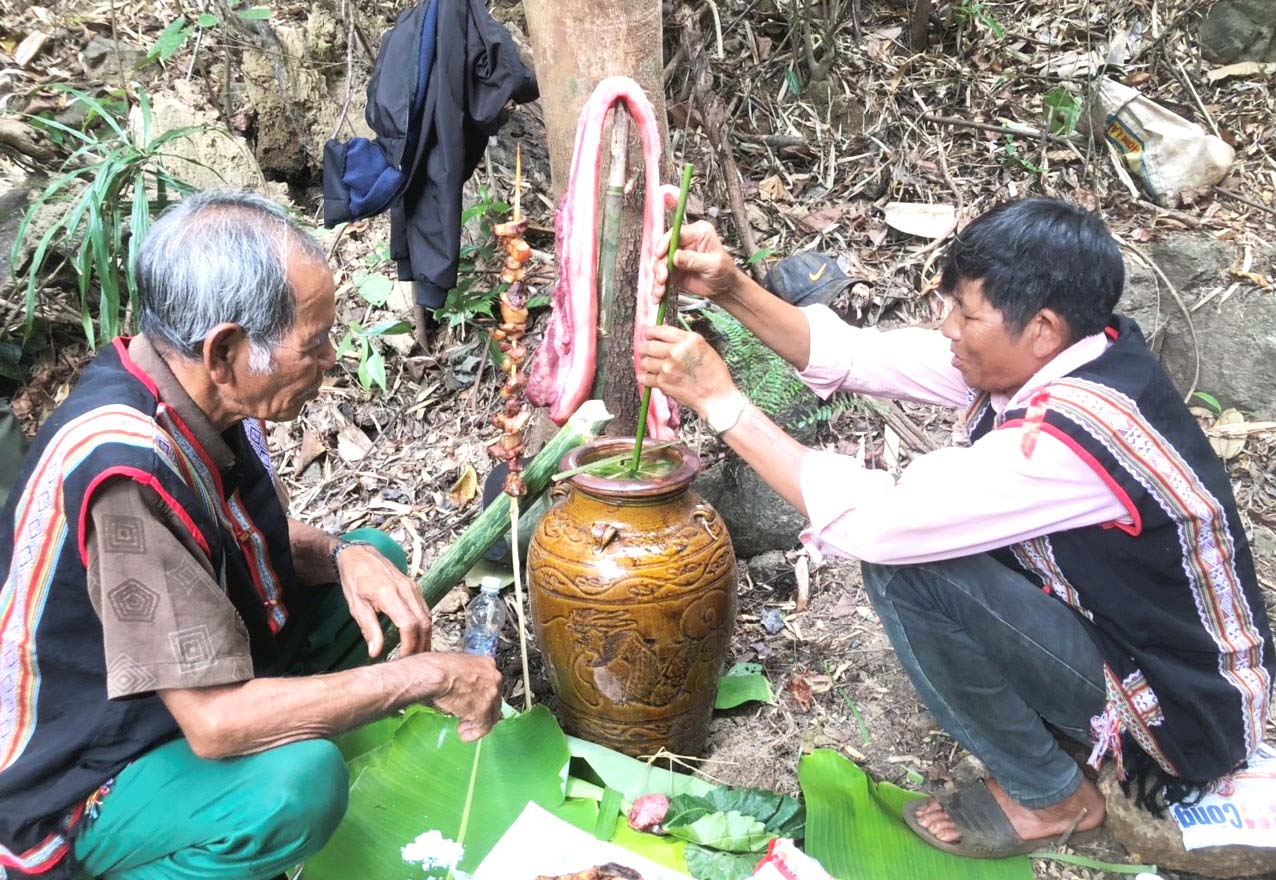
[1042,87,1081,136]
[357,349,387,390]
[356,274,393,306]
[364,319,412,337]
[567,736,717,801]
[527,294,550,309]
[147,18,192,63]
[715,662,775,709]
[335,328,358,360]
[684,845,759,880]
[594,787,623,841]
[746,248,775,266]
[799,749,1032,880]
[664,807,769,852]
[197,12,222,27]
[784,68,802,96]
[235,5,273,19]
[1193,391,1223,414]
[664,786,804,852]
[305,706,572,878]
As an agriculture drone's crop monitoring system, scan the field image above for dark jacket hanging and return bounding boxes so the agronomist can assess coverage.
[322,0,538,309]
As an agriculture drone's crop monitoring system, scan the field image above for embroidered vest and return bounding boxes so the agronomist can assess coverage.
[0,338,296,878]
[968,317,1274,790]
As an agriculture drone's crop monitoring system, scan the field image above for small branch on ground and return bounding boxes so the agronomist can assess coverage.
[922,114,1082,147]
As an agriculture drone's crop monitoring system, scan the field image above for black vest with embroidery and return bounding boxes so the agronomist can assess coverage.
[0,338,296,878]
[968,317,1274,792]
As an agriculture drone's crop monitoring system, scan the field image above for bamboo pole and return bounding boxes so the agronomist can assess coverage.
[592,109,630,399]
[380,401,613,656]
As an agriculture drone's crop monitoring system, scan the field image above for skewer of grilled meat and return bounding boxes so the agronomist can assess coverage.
[487,145,533,496]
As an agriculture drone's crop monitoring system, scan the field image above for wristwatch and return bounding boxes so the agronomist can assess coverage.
[703,392,747,435]
[329,539,374,578]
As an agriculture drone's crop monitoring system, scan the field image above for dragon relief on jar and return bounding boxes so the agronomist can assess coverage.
[551,591,732,711]
[529,539,735,603]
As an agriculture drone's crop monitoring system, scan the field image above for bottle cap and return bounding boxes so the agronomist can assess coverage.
[479,576,503,594]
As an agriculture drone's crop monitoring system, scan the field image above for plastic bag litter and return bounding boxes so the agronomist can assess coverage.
[1080,76,1234,206]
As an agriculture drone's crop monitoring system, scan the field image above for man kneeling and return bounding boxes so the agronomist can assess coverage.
[639,198,1274,858]
[0,192,501,879]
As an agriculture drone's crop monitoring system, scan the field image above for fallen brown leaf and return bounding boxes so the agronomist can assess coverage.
[787,674,814,712]
[336,423,373,462]
[295,430,327,474]
[447,464,479,508]
[798,205,845,233]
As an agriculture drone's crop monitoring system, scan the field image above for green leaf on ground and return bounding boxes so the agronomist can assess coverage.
[664,786,804,852]
[715,662,775,709]
[147,18,191,62]
[306,706,571,878]
[594,787,623,841]
[235,5,273,19]
[664,807,769,852]
[567,735,717,801]
[356,273,393,306]
[684,845,760,880]
[799,749,1033,880]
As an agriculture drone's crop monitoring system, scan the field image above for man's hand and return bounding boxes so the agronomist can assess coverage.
[653,220,743,305]
[638,324,739,417]
[420,653,503,742]
[336,544,432,658]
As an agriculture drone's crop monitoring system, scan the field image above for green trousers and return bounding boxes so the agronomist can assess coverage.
[71,528,409,880]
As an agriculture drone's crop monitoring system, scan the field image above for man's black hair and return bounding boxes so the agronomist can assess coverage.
[939,198,1124,341]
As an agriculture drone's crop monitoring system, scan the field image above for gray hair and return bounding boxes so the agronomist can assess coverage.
[136,190,327,365]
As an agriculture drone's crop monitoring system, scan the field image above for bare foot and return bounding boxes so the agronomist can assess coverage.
[914,777,1105,845]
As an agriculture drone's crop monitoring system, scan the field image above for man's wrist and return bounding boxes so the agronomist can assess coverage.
[702,391,748,435]
[329,538,374,579]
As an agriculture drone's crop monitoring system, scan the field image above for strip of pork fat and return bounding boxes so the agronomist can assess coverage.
[525,76,678,441]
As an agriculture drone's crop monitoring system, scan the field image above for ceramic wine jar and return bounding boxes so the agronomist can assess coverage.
[528,438,737,757]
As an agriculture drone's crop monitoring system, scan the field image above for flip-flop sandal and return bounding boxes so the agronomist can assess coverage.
[902,779,1101,859]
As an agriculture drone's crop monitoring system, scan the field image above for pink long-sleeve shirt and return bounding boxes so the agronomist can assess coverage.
[793,304,1133,565]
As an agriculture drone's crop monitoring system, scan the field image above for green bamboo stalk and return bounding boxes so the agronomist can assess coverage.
[591,110,630,399]
[630,162,695,474]
[387,401,612,655]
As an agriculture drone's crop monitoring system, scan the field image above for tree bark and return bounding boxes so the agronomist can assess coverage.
[523,0,669,437]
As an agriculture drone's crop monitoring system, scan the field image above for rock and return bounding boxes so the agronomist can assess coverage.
[1098,767,1276,878]
[142,80,276,194]
[694,456,806,558]
[1121,234,1276,418]
[746,550,792,587]
[80,36,146,79]
[240,6,374,177]
[1200,0,1276,64]
[0,185,30,289]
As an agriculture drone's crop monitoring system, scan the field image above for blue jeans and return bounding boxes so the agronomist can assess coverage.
[862,553,1107,809]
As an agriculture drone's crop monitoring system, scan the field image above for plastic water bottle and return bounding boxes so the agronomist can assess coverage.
[462,577,506,657]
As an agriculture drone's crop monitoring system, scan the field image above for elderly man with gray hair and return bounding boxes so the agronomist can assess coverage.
[0,191,501,880]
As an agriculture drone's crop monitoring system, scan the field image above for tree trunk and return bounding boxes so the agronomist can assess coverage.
[523,0,669,437]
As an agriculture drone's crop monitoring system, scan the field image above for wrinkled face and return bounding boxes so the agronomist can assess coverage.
[236,252,337,422]
[940,278,1043,395]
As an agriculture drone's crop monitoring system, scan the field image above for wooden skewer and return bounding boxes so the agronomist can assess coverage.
[513,143,522,224]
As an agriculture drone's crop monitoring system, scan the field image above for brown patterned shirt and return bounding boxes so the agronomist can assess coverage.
[84,337,261,697]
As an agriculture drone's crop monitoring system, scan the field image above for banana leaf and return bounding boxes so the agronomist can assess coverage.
[568,735,717,800]
[306,706,571,878]
[611,819,691,873]
[799,749,1033,880]
[715,662,775,710]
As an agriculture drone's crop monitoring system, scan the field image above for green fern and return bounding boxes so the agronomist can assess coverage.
[696,305,870,431]
[793,394,883,430]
